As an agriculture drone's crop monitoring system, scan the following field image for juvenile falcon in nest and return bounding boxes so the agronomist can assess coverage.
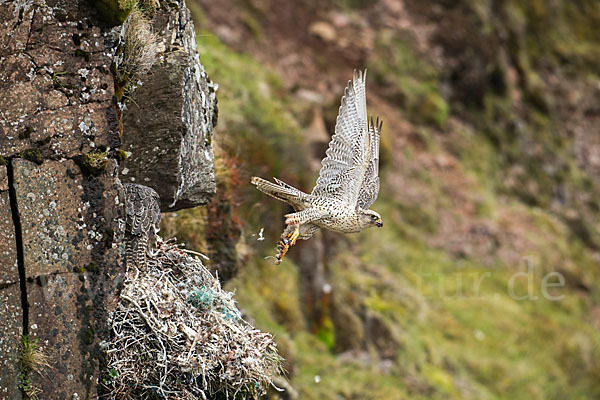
[251,70,383,264]
[123,183,161,268]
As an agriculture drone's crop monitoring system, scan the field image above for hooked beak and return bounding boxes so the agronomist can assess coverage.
[376,220,383,228]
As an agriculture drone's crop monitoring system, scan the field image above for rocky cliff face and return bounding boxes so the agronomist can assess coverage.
[0,0,217,398]
[1,0,123,397]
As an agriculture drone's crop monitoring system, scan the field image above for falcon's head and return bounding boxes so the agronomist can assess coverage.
[359,209,383,229]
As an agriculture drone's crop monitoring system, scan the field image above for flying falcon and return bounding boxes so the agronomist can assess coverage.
[251,70,383,264]
[123,183,162,268]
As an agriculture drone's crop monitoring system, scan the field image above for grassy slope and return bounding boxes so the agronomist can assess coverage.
[171,1,600,398]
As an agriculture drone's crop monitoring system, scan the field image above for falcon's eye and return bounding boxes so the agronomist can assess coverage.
[370,215,378,220]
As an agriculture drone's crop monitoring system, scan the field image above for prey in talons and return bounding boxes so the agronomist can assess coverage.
[274,224,300,264]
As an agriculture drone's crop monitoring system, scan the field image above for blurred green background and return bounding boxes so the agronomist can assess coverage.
[163,0,600,398]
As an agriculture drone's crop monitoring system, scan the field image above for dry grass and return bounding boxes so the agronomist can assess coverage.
[20,337,50,373]
[115,6,159,93]
[19,335,51,399]
[102,239,283,399]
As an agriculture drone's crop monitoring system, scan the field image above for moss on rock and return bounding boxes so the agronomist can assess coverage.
[77,149,109,175]
[94,0,135,27]
[20,149,43,164]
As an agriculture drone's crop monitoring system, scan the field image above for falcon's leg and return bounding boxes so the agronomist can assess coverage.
[278,208,325,262]
[281,223,319,243]
[275,223,319,264]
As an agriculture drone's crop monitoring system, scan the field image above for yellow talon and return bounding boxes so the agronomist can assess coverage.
[288,224,300,246]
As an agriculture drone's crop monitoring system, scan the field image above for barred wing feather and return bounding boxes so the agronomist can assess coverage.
[312,70,369,205]
[357,116,382,209]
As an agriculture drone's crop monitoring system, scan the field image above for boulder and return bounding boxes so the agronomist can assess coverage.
[120,0,218,211]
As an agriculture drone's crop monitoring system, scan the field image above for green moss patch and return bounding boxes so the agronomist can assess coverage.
[77,149,109,175]
[94,0,135,27]
[20,149,43,164]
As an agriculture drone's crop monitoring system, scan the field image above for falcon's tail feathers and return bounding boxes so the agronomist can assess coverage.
[125,234,148,268]
[251,176,306,204]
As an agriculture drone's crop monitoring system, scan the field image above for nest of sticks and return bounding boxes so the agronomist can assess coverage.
[102,239,283,399]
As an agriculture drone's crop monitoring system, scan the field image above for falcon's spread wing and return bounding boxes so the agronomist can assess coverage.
[357,116,382,209]
[312,70,369,205]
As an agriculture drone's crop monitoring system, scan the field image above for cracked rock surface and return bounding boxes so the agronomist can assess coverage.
[12,158,125,277]
[0,165,21,399]
[0,0,120,159]
[12,158,125,399]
